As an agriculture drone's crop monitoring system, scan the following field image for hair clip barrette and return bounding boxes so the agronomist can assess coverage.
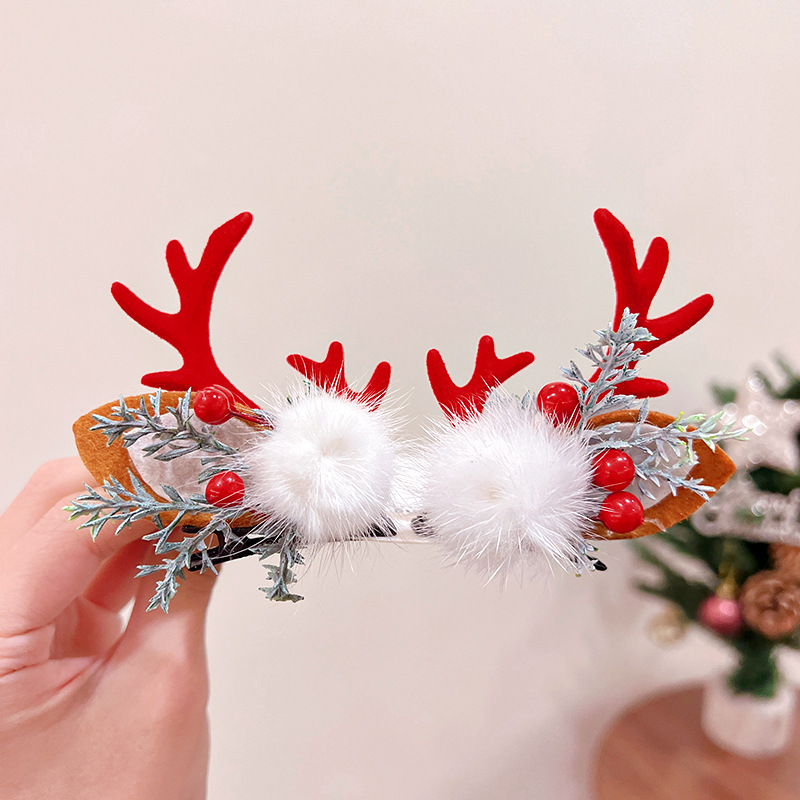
[67,209,741,611]
[414,209,741,577]
[69,213,399,610]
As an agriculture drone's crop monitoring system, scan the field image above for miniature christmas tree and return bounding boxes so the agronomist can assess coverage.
[635,360,800,698]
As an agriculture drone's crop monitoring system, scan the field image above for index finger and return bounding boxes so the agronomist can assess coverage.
[0,489,155,636]
[0,458,94,546]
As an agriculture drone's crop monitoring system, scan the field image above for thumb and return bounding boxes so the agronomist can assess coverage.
[114,554,220,665]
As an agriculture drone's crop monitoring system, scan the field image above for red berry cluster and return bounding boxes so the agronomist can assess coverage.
[592,450,643,534]
[536,381,644,536]
[192,385,251,508]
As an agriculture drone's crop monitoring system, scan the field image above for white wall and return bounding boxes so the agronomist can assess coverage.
[2,3,800,797]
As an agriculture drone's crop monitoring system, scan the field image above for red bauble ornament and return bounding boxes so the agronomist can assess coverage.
[193,384,235,425]
[205,470,246,507]
[593,450,636,491]
[536,382,581,426]
[598,491,644,533]
[698,595,743,638]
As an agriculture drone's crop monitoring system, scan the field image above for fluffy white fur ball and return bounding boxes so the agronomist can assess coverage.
[420,398,600,577]
[242,391,396,548]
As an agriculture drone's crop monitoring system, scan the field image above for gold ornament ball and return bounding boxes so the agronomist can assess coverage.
[648,605,688,645]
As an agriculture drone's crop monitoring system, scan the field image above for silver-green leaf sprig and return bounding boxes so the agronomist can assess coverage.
[562,310,747,501]
[68,386,306,610]
[66,472,233,610]
[90,389,238,461]
[561,309,655,426]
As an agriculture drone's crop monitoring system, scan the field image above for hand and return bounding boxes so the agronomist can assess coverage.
[0,458,217,799]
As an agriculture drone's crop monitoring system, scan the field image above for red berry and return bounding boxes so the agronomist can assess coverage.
[205,470,246,507]
[698,595,743,638]
[193,385,234,425]
[593,450,636,491]
[536,382,581,426]
[216,385,236,404]
[598,491,644,534]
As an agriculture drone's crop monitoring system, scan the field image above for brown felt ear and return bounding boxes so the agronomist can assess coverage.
[73,391,261,529]
[586,409,736,541]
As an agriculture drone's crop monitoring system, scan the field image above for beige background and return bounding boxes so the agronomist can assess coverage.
[3,2,800,797]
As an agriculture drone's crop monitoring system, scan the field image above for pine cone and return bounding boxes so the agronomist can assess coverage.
[740,570,800,639]
[770,543,800,582]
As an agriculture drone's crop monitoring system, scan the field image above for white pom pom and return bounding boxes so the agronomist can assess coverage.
[419,398,600,577]
[242,391,396,548]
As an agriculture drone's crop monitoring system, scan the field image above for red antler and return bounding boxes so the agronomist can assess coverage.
[427,335,535,421]
[287,341,391,408]
[111,212,255,407]
[593,209,714,398]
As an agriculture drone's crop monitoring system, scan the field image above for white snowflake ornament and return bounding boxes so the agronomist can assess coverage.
[721,376,800,474]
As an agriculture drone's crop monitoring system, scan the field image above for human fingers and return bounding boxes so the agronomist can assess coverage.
[0,494,155,636]
[0,458,93,545]
[115,553,219,665]
[82,537,152,613]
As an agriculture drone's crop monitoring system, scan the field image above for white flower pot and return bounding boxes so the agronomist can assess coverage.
[702,675,796,758]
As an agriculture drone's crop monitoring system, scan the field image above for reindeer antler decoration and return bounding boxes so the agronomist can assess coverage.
[427,335,535,420]
[111,212,256,406]
[418,209,737,578]
[592,208,714,398]
[287,341,392,408]
[68,208,738,612]
[70,212,398,611]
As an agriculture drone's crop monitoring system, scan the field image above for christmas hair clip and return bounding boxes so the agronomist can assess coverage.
[69,213,399,610]
[414,209,741,576]
[67,209,740,611]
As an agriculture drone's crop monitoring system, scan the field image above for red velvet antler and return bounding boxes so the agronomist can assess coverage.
[287,341,391,408]
[593,209,714,398]
[427,335,535,421]
[111,213,255,407]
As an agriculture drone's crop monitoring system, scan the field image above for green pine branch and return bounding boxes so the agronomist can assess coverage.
[257,533,305,603]
[633,540,712,620]
[90,389,237,461]
[137,519,227,612]
[67,472,242,612]
[728,632,779,698]
[749,466,800,495]
[561,309,653,423]
[656,524,723,570]
[710,383,737,405]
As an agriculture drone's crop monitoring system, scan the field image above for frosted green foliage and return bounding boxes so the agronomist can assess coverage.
[562,310,745,502]
[66,472,240,611]
[90,389,237,461]
[588,401,747,501]
[561,309,654,425]
[70,385,311,610]
[136,521,224,612]
[257,534,305,603]
[66,472,221,541]
[66,472,307,610]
